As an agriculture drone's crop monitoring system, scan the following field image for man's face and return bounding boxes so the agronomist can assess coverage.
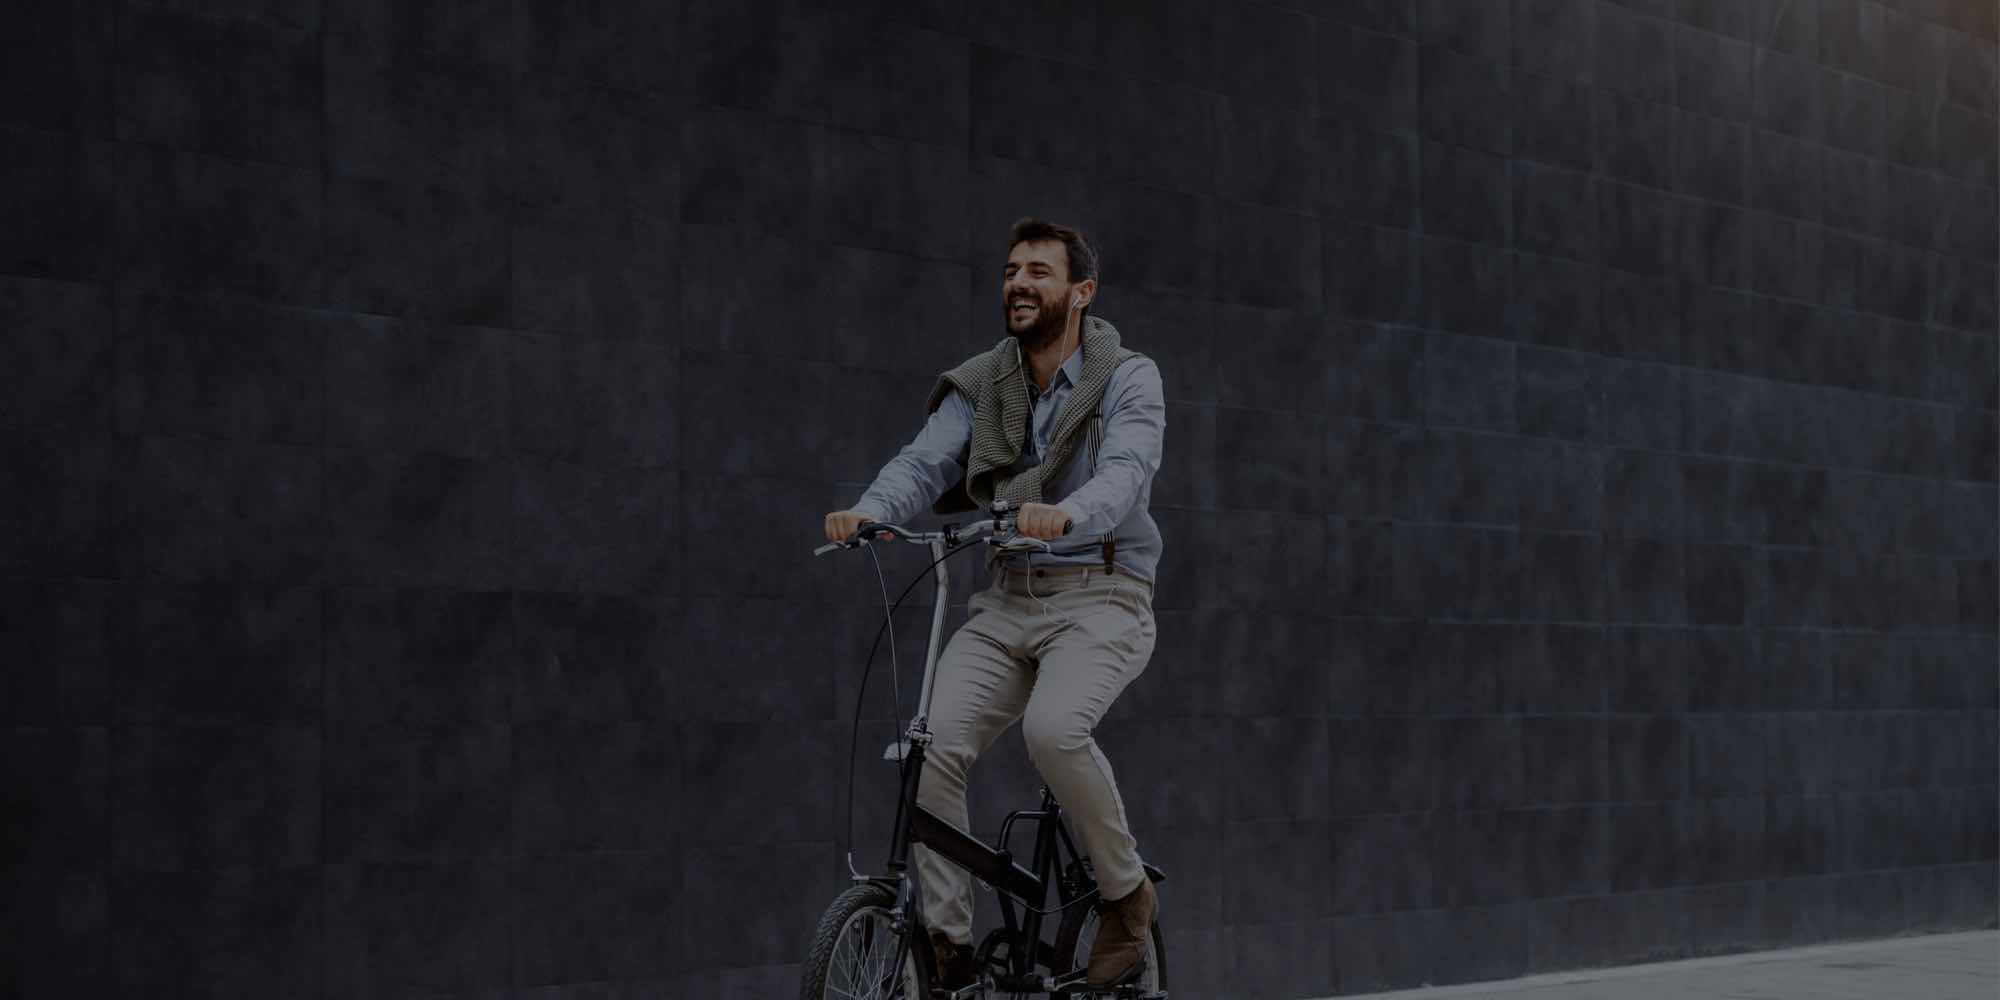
[1002,239,1080,351]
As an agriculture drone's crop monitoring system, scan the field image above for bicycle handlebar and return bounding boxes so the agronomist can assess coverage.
[812,502,1072,557]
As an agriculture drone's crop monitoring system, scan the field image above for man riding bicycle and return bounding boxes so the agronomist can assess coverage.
[823,217,1167,991]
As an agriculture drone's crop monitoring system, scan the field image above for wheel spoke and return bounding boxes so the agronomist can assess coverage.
[822,904,907,1000]
[832,918,867,989]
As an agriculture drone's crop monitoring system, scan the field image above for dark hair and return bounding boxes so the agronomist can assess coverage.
[1008,217,1100,322]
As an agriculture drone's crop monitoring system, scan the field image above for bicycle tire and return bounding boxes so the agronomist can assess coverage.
[800,881,927,1000]
[1052,889,1168,997]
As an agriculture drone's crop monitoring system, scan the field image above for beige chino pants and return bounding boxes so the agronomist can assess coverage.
[913,560,1158,946]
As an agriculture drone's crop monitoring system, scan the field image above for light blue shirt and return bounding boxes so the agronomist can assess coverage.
[852,346,1166,583]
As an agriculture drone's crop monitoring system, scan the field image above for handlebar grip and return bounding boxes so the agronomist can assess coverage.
[857,521,913,543]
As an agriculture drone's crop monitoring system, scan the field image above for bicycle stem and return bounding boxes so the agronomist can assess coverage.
[912,534,951,733]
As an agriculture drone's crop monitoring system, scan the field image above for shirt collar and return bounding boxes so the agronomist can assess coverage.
[1026,343,1084,399]
[1053,343,1083,390]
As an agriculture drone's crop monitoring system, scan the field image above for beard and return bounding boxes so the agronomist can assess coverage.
[1004,290,1072,353]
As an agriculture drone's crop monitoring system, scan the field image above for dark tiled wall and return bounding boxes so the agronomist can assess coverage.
[3,0,1995,997]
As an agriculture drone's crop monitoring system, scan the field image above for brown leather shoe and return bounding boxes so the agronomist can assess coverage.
[929,930,977,992]
[1084,877,1157,986]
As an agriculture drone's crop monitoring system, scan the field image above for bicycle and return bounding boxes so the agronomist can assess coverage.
[800,499,1169,1000]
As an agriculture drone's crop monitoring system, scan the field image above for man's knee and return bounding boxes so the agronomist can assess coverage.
[1022,707,1090,765]
[917,730,976,796]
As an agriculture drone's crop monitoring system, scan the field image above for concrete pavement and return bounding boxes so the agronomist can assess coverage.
[1327,930,1997,1000]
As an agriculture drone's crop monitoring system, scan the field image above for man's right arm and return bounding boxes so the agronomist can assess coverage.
[849,387,973,526]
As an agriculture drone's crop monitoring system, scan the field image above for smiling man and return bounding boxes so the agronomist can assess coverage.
[823,217,1168,989]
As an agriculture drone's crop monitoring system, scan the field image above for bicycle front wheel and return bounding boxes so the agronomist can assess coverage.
[800,881,925,1000]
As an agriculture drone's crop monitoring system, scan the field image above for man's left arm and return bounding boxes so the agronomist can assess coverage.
[1055,357,1166,537]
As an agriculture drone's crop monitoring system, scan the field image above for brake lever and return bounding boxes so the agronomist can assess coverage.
[813,532,881,556]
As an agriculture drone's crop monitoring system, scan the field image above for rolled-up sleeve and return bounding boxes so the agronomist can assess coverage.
[851,387,973,526]
[1056,357,1164,538]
